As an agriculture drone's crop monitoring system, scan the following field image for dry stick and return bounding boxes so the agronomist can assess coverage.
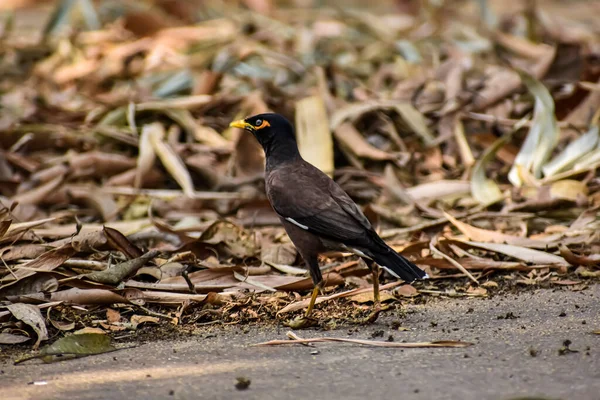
[62,259,107,271]
[100,187,250,200]
[429,240,478,284]
[277,281,404,314]
[381,204,489,239]
[464,111,584,129]
[254,331,473,348]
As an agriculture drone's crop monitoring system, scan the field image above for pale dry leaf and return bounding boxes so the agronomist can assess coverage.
[6,303,48,349]
[333,122,393,161]
[295,96,334,176]
[147,122,195,197]
[508,71,560,186]
[461,240,569,266]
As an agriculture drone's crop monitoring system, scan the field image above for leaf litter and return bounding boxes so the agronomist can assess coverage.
[1,0,600,358]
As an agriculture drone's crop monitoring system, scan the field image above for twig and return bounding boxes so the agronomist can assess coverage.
[254,331,473,348]
[429,238,478,284]
[277,281,404,314]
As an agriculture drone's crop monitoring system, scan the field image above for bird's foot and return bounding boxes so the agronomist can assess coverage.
[354,303,389,325]
[285,315,318,329]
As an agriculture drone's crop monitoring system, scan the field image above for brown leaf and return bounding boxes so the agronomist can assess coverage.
[393,284,419,297]
[106,308,121,324]
[334,122,393,161]
[560,245,600,267]
[260,241,297,265]
[444,212,553,249]
[104,226,143,259]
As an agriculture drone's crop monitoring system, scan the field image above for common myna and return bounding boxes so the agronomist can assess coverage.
[230,113,428,325]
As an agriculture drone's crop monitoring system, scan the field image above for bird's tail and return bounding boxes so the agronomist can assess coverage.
[369,246,428,283]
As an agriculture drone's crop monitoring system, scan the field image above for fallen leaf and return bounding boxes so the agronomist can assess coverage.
[393,284,419,297]
[461,240,569,266]
[508,71,560,186]
[295,96,334,176]
[349,290,396,303]
[0,332,31,344]
[6,303,48,349]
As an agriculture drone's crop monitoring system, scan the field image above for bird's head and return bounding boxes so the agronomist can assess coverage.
[229,113,296,150]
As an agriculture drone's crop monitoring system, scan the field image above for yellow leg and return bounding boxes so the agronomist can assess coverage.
[305,282,322,318]
[372,263,380,306]
[360,261,381,324]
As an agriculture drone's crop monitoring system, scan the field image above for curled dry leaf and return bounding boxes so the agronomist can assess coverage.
[84,250,159,286]
[6,303,48,349]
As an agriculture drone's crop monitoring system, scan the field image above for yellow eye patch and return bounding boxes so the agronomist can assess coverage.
[254,119,270,130]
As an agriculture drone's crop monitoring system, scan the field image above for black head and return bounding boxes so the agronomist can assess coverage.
[229,113,300,167]
[230,113,295,147]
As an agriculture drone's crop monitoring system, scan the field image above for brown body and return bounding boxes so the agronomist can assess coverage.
[230,113,427,320]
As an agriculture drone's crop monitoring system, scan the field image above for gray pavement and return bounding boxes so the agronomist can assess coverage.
[2,285,599,400]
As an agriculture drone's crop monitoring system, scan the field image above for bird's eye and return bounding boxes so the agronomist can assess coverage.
[254,119,263,127]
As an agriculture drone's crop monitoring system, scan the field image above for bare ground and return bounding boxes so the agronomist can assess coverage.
[2,284,599,400]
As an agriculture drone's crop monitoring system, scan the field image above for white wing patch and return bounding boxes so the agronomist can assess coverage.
[285,217,309,230]
[382,266,400,279]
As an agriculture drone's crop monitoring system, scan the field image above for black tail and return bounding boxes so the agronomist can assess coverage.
[370,246,428,283]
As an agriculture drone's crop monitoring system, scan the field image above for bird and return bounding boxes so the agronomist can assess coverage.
[229,113,428,325]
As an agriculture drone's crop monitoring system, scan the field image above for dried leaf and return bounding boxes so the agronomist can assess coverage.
[444,212,553,249]
[85,250,158,286]
[6,303,48,349]
[295,96,334,175]
[508,72,560,186]
[334,122,393,161]
[461,240,569,266]
[0,332,31,344]
[146,122,195,197]
[543,126,599,177]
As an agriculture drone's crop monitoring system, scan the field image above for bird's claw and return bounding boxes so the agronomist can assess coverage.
[285,315,318,329]
[360,307,381,325]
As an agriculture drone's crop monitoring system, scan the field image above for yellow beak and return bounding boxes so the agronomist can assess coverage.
[229,119,248,129]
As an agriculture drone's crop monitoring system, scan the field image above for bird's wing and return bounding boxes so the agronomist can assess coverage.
[266,162,373,242]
